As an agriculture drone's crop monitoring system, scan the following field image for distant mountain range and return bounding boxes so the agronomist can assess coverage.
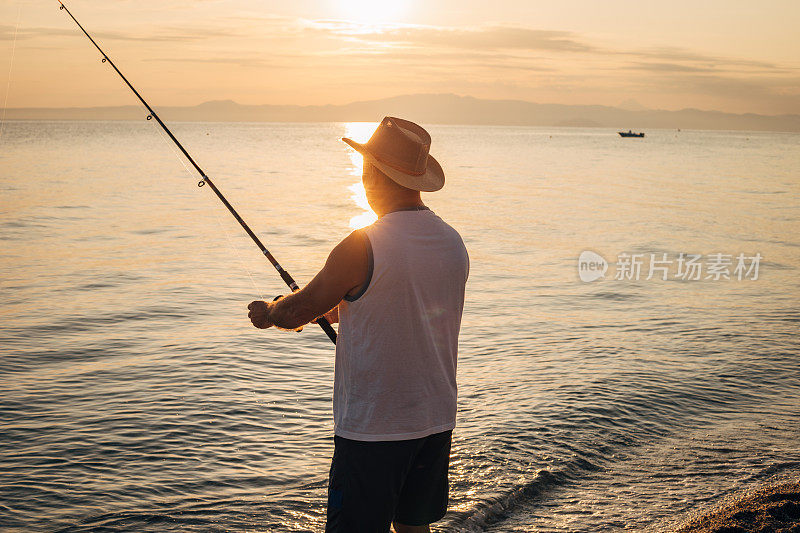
[6,93,799,132]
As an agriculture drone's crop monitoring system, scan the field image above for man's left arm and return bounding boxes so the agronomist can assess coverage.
[247,231,368,331]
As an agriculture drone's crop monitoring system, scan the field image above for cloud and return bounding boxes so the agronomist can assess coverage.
[307,22,597,54]
[628,46,791,75]
[655,72,800,101]
[325,48,554,71]
[143,56,277,68]
[0,24,236,43]
[0,25,75,40]
[627,62,712,73]
[303,21,796,80]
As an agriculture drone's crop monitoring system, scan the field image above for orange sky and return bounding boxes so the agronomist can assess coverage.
[1,0,798,114]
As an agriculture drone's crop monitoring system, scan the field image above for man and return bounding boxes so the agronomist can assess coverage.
[247,117,469,532]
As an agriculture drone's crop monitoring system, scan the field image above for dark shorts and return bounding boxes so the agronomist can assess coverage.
[325,430,452,533]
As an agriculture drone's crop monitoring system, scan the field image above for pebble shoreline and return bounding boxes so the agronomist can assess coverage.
[676,477,800,533]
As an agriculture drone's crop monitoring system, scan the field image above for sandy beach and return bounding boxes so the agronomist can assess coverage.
[677,476,800,532]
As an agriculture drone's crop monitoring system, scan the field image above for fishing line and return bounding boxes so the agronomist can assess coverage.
[0,4,21,138]
[146,118,265,301]
[56,0,336,343]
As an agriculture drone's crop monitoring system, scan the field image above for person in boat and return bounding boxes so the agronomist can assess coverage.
[247,117,469,533]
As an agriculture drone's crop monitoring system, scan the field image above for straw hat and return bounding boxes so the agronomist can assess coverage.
[341,117,445,192]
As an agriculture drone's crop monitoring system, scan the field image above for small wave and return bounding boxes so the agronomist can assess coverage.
[448,455,608,532]
[587,291,641,302]
[41,307,194,333]
[54,510,210,532]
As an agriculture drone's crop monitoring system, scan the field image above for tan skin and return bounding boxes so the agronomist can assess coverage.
[247,163,431,533]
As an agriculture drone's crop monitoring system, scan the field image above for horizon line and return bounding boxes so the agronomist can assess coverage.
[6,93,799,118]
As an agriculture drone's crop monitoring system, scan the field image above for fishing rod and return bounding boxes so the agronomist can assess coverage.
[56,0,337,344]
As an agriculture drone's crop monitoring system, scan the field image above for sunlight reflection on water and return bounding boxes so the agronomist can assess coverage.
[343,122,379,230]
[348,182,378,230]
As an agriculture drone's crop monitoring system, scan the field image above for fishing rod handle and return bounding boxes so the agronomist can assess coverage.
[278,268,299,291]
[275,268,336,344]
[316,317,338,344]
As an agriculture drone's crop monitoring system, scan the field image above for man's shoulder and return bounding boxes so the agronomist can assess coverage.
[371,210,466,252]
[331,229,368,261]
[430,213,467,248]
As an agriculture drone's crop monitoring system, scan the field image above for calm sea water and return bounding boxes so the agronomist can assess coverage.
[1,121,798,532]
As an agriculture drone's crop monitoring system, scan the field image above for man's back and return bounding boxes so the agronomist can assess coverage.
[334,207,469,442]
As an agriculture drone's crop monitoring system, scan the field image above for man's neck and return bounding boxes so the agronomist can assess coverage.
[375,196,425,217]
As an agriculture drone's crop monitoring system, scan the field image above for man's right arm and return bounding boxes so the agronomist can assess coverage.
[248,230,367,330]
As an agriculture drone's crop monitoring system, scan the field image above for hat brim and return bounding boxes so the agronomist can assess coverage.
[342,137,445,192]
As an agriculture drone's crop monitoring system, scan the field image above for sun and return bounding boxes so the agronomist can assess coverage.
[335,0,407,24]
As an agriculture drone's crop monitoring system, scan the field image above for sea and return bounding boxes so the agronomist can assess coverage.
[1,121,798,532]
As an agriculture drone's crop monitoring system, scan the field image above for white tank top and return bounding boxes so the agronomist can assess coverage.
[333,207,469,441]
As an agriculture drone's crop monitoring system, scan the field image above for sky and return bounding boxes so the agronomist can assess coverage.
[1,0,798,114]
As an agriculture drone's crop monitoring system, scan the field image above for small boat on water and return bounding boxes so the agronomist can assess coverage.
[619,130,645,138]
